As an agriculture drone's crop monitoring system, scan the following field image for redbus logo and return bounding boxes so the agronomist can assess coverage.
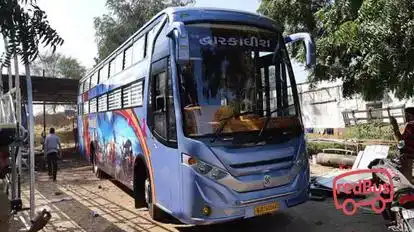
[333,168,394,216]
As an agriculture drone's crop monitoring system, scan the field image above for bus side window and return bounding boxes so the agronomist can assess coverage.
[153,71,167,138]
[149,58,177,145]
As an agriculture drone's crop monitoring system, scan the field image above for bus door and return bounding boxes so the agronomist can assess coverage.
[148,56,180,210]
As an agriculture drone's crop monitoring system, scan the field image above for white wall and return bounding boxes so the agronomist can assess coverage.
[298,80,414,129]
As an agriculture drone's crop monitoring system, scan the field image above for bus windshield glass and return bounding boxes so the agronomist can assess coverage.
[178,23,300,138]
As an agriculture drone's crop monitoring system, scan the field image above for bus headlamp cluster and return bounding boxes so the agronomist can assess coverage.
[182,153,229,180]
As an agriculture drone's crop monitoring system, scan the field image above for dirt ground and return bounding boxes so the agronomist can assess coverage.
[9,150,389,232]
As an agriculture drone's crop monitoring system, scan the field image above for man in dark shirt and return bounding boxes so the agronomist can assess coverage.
[390,107,414,182]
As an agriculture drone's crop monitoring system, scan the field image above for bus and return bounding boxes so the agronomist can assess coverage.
[77,7,316,225]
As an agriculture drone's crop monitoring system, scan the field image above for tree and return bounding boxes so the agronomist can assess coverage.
[31,51,61,77]
[31,51,86,80]
[57,56,86,80]
[0,0,64,67]
[258,0,414,101]
[0,0,64,220]
[31,51,86,113]
[94,0,195,62]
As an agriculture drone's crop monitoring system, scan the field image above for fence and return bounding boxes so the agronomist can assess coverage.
[342,105,406,126]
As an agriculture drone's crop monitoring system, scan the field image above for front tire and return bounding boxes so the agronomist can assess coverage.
[144,177,164,221]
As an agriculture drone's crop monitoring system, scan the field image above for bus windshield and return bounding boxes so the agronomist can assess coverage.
[178,23,301,138]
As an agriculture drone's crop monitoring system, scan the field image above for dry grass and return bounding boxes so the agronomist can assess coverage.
[34,124,75,150]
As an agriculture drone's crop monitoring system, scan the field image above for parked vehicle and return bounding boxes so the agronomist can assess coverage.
[77,7,315,225]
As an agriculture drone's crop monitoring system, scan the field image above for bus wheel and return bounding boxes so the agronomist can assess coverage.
[144,177,164,221]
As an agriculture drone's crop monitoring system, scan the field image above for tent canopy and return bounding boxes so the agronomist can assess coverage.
[1,75,79,105]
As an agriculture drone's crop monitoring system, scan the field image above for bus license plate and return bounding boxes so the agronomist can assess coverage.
[254,202,279,216]
[402,209,414,219]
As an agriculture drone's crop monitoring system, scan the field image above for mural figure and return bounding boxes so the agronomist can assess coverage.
[121,139,134,179]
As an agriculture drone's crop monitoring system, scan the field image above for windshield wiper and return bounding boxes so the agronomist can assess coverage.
[210,111,258,143]
[256,104,296,141]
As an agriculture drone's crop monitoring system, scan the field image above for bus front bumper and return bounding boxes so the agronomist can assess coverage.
[178,164,310,225]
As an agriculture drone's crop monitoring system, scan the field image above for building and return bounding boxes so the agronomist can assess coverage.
[297,79,413,134]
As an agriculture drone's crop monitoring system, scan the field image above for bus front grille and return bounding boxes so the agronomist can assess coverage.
[229,156,294,169]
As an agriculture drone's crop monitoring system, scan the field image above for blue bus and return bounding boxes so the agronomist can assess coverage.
[77,7,315,225]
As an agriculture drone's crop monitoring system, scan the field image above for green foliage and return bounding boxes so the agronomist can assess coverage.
[0,0,64,66]
[58,56,86,80]
[259,0,414,101]
[343,120,394,140]
[31,51,86,80]
[93,0,194,62]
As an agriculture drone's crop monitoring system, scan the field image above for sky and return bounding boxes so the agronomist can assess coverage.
[1,0,309,115]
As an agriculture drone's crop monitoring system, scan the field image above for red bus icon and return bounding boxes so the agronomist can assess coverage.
[332,168,394,216]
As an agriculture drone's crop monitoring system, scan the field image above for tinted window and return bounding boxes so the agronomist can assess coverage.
[108,89,122,110]
[115,53,124,73]
[153,21,169,55]
[133,36,146,63]
[89,98,97,113]
[90,72,98,88]
[98,94,108,112]
[83,78,90,92]
[124,45,133,68]
[109,59,115,77]
[123,81,144,108]
[150,58,176,143]
[153,71,167,138]
[100,65,109,82]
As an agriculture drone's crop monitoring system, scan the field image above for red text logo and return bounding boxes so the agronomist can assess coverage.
[333,168,394,216]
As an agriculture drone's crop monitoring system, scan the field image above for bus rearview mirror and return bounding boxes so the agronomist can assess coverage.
[284,33,316,69]
[167,22,190,64]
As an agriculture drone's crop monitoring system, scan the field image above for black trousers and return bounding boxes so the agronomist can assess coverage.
[47,152,58,180]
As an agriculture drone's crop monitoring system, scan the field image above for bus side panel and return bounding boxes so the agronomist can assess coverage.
[95,111,116,177]
[92,108,148,189]
[77,115,87,158]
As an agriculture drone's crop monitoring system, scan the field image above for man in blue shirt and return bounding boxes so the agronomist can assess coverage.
[44,128,61,181]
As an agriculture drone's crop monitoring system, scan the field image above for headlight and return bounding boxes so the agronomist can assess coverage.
[182,153,229,180]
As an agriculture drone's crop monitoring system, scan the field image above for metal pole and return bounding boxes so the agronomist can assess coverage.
[3,37,18,202]
[43,102,46,133]
[24,62,35,220]
[0,65,3,96]
[14,55,21,123]
[43,71,46,134]
[14,54,22,200]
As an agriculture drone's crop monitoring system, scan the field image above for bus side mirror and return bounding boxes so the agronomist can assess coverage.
[167,22,190,64]
[284,33,316,69]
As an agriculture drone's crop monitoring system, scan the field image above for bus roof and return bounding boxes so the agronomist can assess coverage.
[81,7,282,82]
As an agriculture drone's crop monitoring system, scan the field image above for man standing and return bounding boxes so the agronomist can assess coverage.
[44,128,61,181]
[390,107,414,183]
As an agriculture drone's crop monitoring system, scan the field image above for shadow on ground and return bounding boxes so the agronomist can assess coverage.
[10,147,389,232]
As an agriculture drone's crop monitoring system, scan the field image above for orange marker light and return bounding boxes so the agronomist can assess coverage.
[202,206,211,216]
[182,153,197,165]
[187,157,197,165]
